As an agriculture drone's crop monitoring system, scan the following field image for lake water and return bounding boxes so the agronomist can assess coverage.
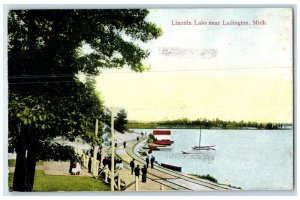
[132,129,293,190]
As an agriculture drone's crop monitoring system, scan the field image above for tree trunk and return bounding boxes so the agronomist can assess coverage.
[13,126,29,191]
[25,151,37,191]
[12,125,38,192]
[25,133,38,191]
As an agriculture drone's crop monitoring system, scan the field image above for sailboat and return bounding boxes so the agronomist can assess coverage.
[182,127,215,154]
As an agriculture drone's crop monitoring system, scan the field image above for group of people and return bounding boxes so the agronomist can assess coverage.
[145,156,155,168]
[129,156,155,183]
[102,156,123,171]
[69,160,81,175]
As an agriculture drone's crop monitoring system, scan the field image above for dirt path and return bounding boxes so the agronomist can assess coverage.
[43,161,92,177]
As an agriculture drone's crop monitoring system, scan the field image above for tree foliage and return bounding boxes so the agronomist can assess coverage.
[114,109,128,133]
[37,140,80,162]
[8,9,162,191]
[147,134,156,143]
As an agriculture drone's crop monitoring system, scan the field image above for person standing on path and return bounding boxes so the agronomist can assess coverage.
[134,164,141,179]
[130,158,135,175]
[150,156,155,168]
[141,165,147,183]
[146,156,149,168]
[134,164,141,191]
[69,159,74,174]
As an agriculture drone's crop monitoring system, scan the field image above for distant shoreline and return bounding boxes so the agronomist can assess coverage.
[129,127,293,130]
[126,120,293,130]
[128,126,293,131]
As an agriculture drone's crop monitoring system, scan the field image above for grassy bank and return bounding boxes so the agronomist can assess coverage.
[8,160,110,192]
[9,171,110,192]
[189,174,242,189]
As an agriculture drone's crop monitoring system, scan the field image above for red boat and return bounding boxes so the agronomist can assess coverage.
[153,130,171,135]
[154,139,174,145]
[148,143,161,150]
[153,130,174,146]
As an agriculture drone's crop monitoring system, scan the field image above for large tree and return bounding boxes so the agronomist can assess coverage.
[8,9,161,191]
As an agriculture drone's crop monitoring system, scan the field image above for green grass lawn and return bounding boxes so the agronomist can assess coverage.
[8,159,16,167]
[9,170,110,192]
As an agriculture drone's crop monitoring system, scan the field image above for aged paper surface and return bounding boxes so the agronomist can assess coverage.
[96,8,293,191]
[6,7,294,193]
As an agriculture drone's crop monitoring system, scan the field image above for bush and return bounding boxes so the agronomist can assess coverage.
[202,174,218,183]
[147,134,156,143]
[190,174,218,183]
[147,139,153,143]
[141,152,147,156]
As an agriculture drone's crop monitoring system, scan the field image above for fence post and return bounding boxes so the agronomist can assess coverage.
[81,154,85,168]
[95,160,99,176]
[84,155,88,169]
[92,119,99,177]
[118,173,121,190]
[104,167,108,183]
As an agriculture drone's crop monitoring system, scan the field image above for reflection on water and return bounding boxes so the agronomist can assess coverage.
[183,152,215,163]
[162,151,215,164]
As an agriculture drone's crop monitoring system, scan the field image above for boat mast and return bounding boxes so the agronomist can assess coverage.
[199,126,201,147]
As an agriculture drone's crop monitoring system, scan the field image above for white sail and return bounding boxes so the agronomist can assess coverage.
[182,127,216,154]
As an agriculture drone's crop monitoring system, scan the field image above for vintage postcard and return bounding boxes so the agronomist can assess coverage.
[6,7,294,193]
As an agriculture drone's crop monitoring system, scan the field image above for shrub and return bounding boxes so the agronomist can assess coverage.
[190,174,218,183]
[147,134,156,143]
[141,152,147,156]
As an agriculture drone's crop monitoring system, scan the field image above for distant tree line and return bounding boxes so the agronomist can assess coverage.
[126,118,292,130]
